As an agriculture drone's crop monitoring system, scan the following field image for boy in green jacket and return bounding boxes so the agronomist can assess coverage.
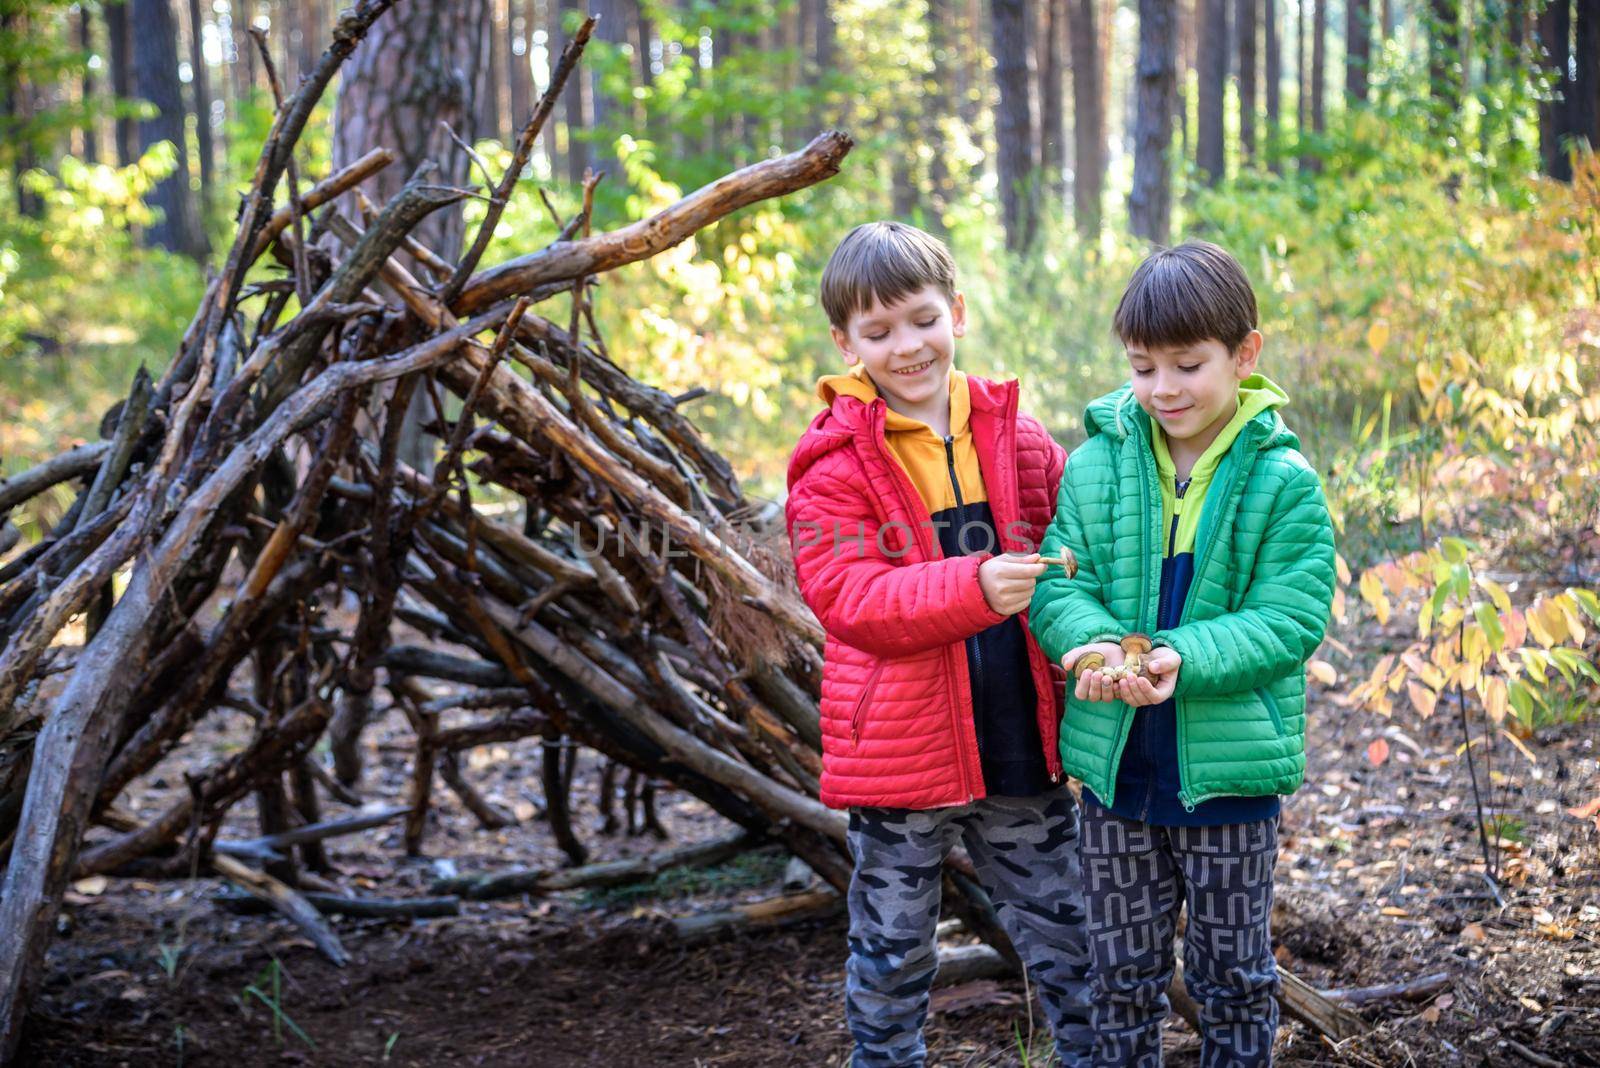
[1029,241,1336,1065]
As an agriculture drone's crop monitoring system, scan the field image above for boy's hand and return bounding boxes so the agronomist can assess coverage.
[1117,647,1182,707]
[1062,642,1124,703]
[978,553,1046,616]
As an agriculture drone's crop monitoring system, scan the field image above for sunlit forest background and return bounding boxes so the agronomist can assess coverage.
[3,0,1598,722]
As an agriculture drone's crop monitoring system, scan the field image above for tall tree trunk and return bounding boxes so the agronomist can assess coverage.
[1068,0,1105,234]
[1538,0,1569,176]
[1346,0,1371,103]
[1265,0,1281,171]
[991,0,1040,250]
[186,0,215,218]
[509,0,533,130]
[1297,0,1307,152]
[926,0,957,216]
[79,6,98,163]
[330,0,490,469]
[1575,0,1600,156]
[1130,0,1178,243]
[1237,0,1257,162]
[133,0,208,258]
[1041,0,1067,203]
[1197,0,1227,183]
[1177,0,1193,159]
[481,0,507,143]
[106,0,136,166]
[1312,0,1326,134]
[558,0,589,183]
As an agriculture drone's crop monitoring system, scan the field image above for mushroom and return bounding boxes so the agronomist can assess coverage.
[1073,651,1106,677]
[1120,633,1153,677]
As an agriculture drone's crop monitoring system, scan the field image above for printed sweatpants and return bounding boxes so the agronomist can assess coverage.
[844,786,1092,1068]
[1080,799,1280,1067]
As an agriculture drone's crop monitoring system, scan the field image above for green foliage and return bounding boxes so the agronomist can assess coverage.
[0,148,203,533]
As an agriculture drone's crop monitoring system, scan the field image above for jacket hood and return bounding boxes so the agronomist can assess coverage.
[789,365,1017,490]
[1082,373,1298,453]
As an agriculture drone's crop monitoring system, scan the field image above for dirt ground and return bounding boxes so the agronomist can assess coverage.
[17,660,1600,1067]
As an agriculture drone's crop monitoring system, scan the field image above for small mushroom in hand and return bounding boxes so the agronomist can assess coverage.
[1120,633,1153,677]
[1073,651,1106,677]
[1037,550,1079,579]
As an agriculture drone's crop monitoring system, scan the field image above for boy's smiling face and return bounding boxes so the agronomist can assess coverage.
[1127,332,1262,447]
[831,285,966,417]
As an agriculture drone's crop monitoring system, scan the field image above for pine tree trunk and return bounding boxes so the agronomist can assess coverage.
[1237,0,1257,163]
[79,7,98,163]
[1130,0,1178,243]
[558,0,590,183]
[1346,0,1370,103]
[589,0,625,181]
[1041,0,1067,203]
[927,0,957,215]
[1265,0,1281,171]
[481,0,506,143]
[509,0,533,130]
[991,0,1040,250]
[1197,0,1227,183]
[106,0,136,167]
[1312,0,1326,134]
[185,0,214,216]
[1575,0,1600,156]
[1068,0,1105,234]
[133,0,208,258]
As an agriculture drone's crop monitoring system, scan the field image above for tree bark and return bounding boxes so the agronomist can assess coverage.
[558,0,590,183]
[1575,0,1600,158]
[991,0,1040,250]
[1312,0,1327,134]
[1265,0,1281,170]
[133,0,209,259]
[186,0,215,216]
[1068,0,1105,234]
[1346,0,1371,104]
[1041,0,1067,203]
[1237,0,1257,162]
[509,0,533,130]
[1130,0,1178,243]
[106,0,136,167]
[1297,0,1307,155]
[1197,0,1227,183]
[79,6,98,163]
[926,0,958,215]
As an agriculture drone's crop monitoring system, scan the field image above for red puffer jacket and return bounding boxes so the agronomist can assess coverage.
[786,374,1068,810]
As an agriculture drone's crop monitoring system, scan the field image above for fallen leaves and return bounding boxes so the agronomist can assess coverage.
[1566,793,1600,831]
[1367,738,1391,767]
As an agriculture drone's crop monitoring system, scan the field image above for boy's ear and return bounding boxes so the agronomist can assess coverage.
[830,324,859,366]
[950,292,967,338]
[1234,330,1263,379]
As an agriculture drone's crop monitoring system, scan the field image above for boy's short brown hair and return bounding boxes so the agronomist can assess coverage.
[1112,240,1258,352]
[819,221,958,330]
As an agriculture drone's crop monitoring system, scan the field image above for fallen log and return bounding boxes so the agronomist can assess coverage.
[669,888,843,943]
[211,854,350,966]
[213,888,461,920]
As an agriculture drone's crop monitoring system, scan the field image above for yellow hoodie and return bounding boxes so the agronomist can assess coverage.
[814,364,989,522]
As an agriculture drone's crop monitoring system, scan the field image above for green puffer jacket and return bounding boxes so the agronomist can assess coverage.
[1029,378,1337,810]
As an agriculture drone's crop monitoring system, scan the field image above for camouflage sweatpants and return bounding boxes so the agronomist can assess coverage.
[844,786,1093,1068]
[1079,799,1280,1067]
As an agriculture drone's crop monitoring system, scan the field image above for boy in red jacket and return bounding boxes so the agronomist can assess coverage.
[786,221,1091,1067]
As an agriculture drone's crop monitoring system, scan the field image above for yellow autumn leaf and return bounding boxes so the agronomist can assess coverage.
[1477,577,1512,614]
[1308,659,1338,686]
[1368,321,1391,356]
[1407,680,1438,718]
[1481,675,1508,723]
[1359,570,1391,625]
[1335,554,1353,585]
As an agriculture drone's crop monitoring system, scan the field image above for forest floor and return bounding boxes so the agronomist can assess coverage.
[16,630,1600,1067]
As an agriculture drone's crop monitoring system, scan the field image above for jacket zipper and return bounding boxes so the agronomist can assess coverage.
[944,435,986,763]
[850,661,888,745]
[1171,425,1257,809]
[872,404,977,799]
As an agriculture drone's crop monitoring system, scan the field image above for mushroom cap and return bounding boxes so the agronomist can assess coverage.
[1074,651,1106,675]
[1120,633,1153,655]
